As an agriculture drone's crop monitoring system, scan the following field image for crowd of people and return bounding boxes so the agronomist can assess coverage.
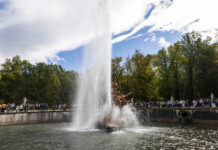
[135,98,218,108]
[0,103,68,113]
[1,97,217,113]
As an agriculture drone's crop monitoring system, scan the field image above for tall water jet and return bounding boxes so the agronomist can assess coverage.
[71,0,139,131]
[71,0,112,130]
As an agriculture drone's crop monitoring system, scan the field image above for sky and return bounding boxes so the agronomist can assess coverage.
[0,0,217,71]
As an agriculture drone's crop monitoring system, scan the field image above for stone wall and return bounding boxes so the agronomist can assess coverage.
[1,109,218,126]
[137,108,218,126]
[0,111,72,125]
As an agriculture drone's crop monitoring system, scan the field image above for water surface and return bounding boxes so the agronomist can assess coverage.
[0,123,217,150]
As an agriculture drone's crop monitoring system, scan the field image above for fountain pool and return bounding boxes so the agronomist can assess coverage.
[0,122,217,150]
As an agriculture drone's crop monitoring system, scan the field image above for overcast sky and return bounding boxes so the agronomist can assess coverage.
[0,0,217,71]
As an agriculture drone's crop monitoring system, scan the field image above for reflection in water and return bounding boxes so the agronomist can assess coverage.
[0,123,217,150]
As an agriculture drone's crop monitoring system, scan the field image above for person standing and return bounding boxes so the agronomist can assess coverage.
[2,104,6,112]
[7,104,10,112]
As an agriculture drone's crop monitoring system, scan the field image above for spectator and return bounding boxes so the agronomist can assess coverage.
[16,105,19,112]
[19,104,23,112]
[7,104,10,112]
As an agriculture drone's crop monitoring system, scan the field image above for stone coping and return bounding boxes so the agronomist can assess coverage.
[137,107,218,110]
[0,109,72,115]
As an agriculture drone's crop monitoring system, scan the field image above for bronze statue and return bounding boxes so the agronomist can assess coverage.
[112,82,133,107]
[97,82,133,132]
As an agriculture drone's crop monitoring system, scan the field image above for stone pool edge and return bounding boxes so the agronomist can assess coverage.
[0,111,72,126]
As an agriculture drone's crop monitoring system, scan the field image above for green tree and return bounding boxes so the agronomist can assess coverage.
[0,56,78,105]
[168,42,185,100]
[180,32,218,100]
[153,49,172,100]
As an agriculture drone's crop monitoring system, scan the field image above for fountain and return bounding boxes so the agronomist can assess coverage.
[71,0,138,131]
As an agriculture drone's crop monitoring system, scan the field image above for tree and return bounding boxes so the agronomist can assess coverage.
[180,32,218,100]
[114,50,159,101]
[153,49,172,100]
[0,56,78,105]
[112,57,124,82]
[168,42,185,100]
